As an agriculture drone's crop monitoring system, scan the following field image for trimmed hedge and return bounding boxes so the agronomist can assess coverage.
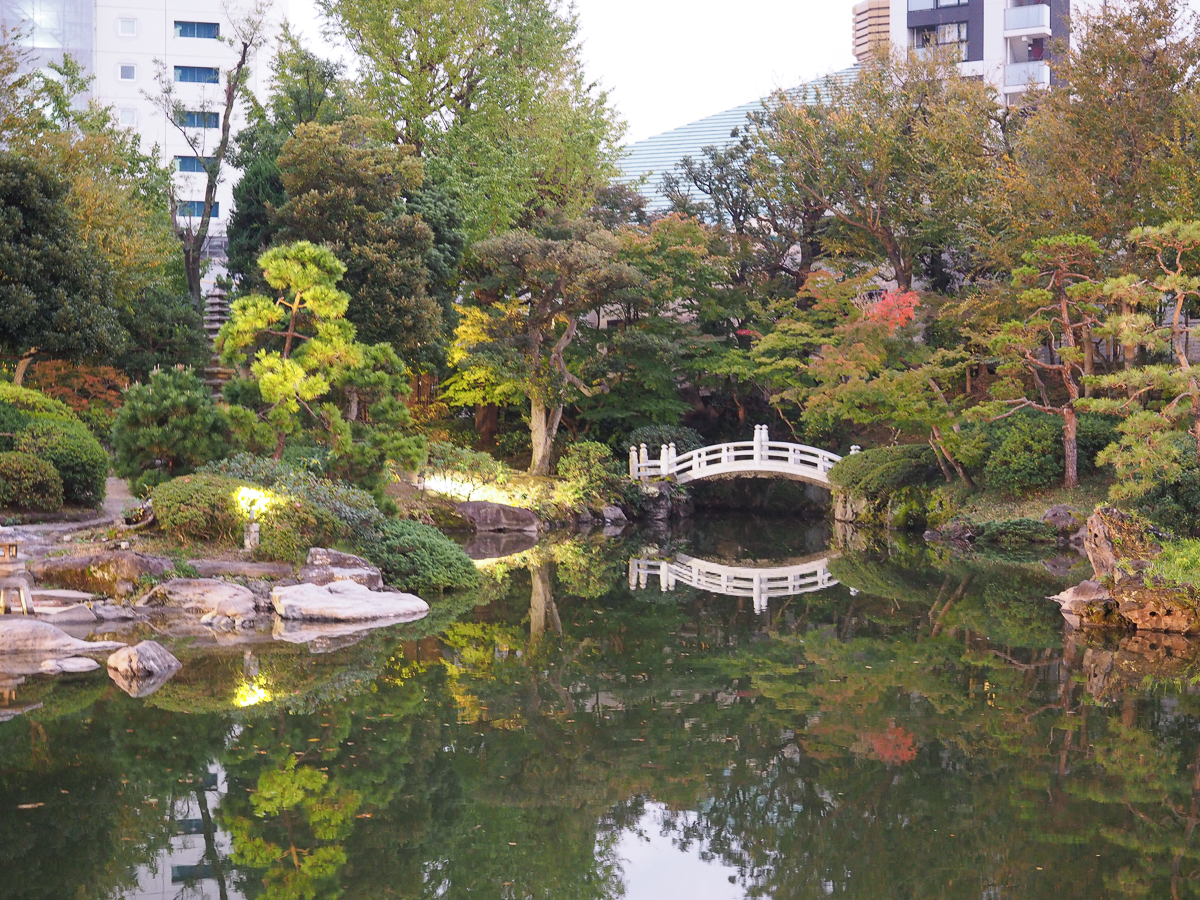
[0,382,80,422]
[358,519,480,594]
[15,420,108,507]
[828,445,941,499]
[152,474,245,543]
[151,473,349,562]
[0,451,64,512]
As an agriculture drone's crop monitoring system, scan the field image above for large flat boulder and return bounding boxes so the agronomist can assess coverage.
[107,641,182,698]
[455,501,540,534]
[189,559,294,579]
[271,580,429,622]
[0,618,125,656]
[29,551,174,599]
[139,579,256,621]
[298,548,383,590]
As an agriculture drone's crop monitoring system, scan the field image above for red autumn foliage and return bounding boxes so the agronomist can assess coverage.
[865,290,920,334]
[26,361,129,418]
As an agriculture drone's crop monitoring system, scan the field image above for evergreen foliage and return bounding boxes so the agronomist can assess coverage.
[0,451,64,511]
[15,420,108,507]
[357,519,481,594]
[111,367,230,496]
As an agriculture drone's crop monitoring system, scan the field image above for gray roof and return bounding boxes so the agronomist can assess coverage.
[617,65,861,211]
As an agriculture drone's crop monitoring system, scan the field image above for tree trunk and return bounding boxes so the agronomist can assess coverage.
[529,563,559,641]
[528,398,562,476]
[1062,407,1079,489]
[12,351,35,386]
[475,404,498,447]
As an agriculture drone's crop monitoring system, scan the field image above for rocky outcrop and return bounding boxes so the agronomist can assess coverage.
[298,548,383,590]
[29,551,174,599]
[1043,504,1086,541]
[106,641,181,697]
[601,506,627,524]
[189,559,294,579]
[271,580,429,622]
[0,619,125,655]
[1084,507,1167,583]
[455,501,540,534]
[1051,580,1113,629]
[832,491,872,524]
[140,578,256,624]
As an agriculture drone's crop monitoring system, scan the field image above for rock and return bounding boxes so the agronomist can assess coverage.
[1050,579,1112,628]
[298,548,383,590]
[139,579,256,621]
[188,559,294,579]
[1042,504,1086,535]
[640,483,672,522]
[29,551,174,599]
[462,530,538,561]
[30,588,96,605]
[601,505,627,524]
[33,604,97,625]
[1085,507,1168,582]
[455,501,540,534]
[832,491,871,524]
[0,619,125,655]
[106,641,181,698]
[272,617,412,649]
[40,657,100,674]
[1116,588,1194,633]
[271,580,429,622]
[93,603,143,621]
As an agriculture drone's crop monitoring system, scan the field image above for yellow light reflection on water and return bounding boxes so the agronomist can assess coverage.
[234,681,272,707]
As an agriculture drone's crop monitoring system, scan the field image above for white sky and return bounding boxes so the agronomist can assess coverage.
[286,0,862,145]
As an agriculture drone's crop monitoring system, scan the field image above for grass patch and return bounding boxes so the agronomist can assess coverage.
[942,473,1111,526]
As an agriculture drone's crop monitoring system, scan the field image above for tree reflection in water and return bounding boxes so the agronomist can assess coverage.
[4,520,1200,897]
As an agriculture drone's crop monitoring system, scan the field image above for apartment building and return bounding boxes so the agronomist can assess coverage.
[1,0,283,268]
[854,0,1100,100]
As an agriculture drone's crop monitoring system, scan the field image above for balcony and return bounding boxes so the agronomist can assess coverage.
[1003,60,1050,91]
[1004,4,1051,36]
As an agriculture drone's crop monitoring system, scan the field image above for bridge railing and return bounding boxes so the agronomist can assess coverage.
[629,553,839,613]
[629,425,842,484]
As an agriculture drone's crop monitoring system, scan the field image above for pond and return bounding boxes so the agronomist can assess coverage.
[2,512,1199,899]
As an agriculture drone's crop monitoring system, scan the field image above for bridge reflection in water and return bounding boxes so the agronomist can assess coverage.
[628,552,839,614]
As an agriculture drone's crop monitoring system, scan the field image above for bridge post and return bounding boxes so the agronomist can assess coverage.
[639,444,649,482]
[660,444,669,477]
[667,442,676,479]
[629,446,638,480]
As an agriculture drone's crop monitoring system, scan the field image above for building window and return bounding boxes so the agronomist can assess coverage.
[175,110,220,128]
[907,0,967,8]
[177,200,218,218]
[914,21,968,60]
[174,21,220,39]
[119,64,136,81]
[175,155,216,172]
[118,18,136,36]
[174,66,220,84]
[118,108,137,127]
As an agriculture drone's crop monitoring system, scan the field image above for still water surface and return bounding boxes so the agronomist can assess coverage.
[2,514,1197,899]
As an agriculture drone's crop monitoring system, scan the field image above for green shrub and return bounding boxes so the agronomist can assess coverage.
[203,453,381,540]
[151,474,246,543]
[557,441,631,511]
[358,519,481,594]
[257,498,346,563]
[421,441,513,499]
[15,420,108,507]
[1077,413,1119,472]
[0,382,79,422]
[0,451,64,512]
[828,445,940,499]
[974,518,1058,547]
[627,425,706,455]
[982,412,1062,496]
[112,367,230,497]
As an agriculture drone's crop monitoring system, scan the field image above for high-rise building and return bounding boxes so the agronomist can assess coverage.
[1,0,283,271]
[880,0,1096,100]
[853,0,892,62]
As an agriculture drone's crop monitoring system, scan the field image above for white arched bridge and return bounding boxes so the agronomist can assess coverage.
[629,426,844,487]
[628,553,839,614]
